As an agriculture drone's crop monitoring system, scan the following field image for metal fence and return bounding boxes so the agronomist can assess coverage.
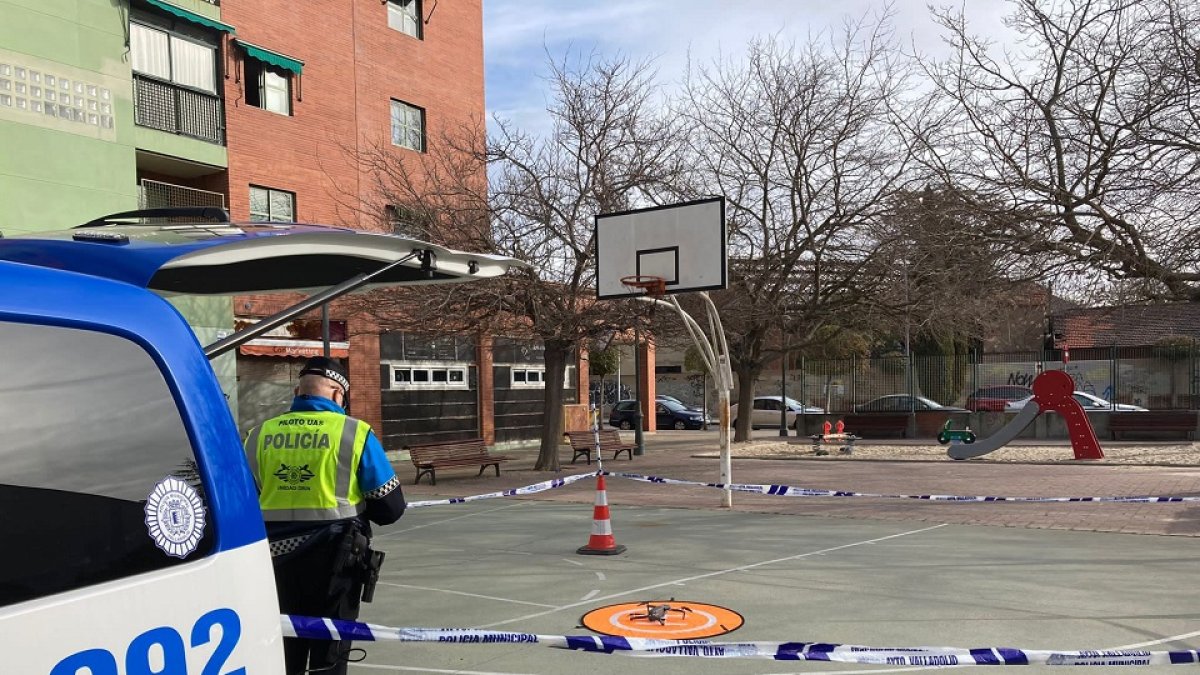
[783,344,1200,412]
[139,179,225,210]
[133,74,224,145]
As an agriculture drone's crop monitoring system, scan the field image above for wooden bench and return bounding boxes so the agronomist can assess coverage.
[842,414,909,439]
[1109,411,1198,441]
[406,438,512,485]
[565,430,635,464]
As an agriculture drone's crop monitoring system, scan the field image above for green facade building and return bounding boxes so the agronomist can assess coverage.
[1,0,236,407]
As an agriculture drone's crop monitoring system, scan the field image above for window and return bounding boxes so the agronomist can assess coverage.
[130,21,217,93]
[249,185,295,222]
[510,366,574,389]
[387,0,423,38]
[0,322,213,607]
[390,364,469,390]
[244,59,291,115]
[390,99,425,151]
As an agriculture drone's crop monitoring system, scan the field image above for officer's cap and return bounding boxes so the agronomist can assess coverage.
[299,356,349,392]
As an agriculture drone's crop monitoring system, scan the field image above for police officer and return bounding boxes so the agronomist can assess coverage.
[244,356,406,675]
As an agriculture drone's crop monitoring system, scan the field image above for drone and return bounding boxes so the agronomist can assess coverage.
[629,599,692,625]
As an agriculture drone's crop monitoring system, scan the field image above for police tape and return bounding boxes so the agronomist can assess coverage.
[281,615,1199,664]
[402,469,1200,509]
[405,471,596,508]
[603,471,1200,503]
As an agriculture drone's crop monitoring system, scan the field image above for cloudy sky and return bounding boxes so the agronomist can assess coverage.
[482,0,1013,137]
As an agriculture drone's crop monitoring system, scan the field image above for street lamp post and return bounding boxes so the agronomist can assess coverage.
[779,347,789,437]
[632,323,644,456]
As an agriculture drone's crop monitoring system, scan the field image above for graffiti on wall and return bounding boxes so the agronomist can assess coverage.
[982,360,1150,406]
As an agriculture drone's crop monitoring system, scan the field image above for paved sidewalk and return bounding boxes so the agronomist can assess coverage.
[396,431,1200,537]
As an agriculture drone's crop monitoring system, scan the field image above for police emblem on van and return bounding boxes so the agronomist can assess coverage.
[144,476,206,558]
[274,463,315,484]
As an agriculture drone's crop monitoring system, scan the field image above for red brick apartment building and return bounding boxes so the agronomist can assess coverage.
[121,0,594,447]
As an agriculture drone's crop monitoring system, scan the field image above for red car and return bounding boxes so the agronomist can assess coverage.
[965,385,1033,412]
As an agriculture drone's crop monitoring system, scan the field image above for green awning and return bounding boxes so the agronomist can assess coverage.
[144,0,236,34]
[237,40,304,75]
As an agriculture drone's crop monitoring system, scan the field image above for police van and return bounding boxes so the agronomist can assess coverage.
[0,209,520,673]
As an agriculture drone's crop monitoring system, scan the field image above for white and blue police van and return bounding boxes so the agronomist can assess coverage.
[0,208,519,674]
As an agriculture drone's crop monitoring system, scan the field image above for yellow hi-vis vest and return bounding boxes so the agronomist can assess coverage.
[244,411,370,522]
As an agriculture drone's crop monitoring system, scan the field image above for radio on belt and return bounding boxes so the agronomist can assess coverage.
[0,208,523,674]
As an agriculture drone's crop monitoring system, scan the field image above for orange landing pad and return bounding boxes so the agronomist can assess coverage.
[580,600,744,639]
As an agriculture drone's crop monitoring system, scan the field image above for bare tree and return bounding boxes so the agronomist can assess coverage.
[353,53,689,470]
[871,187,1041,347]
[679,16,921,440]
[486,54,691,468]
[920,0,1200,301]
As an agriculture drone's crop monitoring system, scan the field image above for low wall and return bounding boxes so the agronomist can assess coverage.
[796,411,1200,440]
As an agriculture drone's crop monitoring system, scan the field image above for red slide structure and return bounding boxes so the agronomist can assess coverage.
[947,370,1104,461]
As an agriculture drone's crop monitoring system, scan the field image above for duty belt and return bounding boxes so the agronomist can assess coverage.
[269,533,312,557]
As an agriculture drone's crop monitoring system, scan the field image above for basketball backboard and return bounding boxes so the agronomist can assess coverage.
[594,197,726,299]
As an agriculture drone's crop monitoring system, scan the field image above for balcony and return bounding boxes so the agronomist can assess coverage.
[133,74,224,145]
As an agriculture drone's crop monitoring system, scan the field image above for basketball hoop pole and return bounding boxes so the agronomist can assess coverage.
[620,276,666,458]
[635,291,734,508]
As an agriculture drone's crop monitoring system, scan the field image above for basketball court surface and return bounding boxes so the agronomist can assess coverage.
[344,435,1200,673]
[332,201,1200,671]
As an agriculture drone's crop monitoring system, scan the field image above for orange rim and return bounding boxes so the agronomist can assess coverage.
[619,275,667,296]
[580,600,744,639]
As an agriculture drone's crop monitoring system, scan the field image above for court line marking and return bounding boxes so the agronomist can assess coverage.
[1114,628,1200,649]
[378,502,531,537]
[379,582,556,608]
[477,523,948,629]
[580,589,600,601]
[594,571,606,581]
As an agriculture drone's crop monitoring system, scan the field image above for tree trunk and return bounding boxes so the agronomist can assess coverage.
[535,339,572,471]
[733,367,761,442]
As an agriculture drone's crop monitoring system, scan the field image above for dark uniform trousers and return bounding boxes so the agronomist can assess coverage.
[273,522,364,675]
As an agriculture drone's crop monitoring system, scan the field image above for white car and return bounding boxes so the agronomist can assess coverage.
[1006,391,1148,412]
[730,395,825,431]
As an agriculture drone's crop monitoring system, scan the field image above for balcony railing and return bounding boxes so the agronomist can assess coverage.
[139,179,226,210]
[133,74,224,145]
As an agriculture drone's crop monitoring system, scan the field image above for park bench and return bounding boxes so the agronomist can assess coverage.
[842,413,909,439]
[1109,411,1198,441]
[566,430,635,464]
[407,438,512,485]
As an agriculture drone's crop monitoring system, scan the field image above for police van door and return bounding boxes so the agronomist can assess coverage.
[0,273,283,673]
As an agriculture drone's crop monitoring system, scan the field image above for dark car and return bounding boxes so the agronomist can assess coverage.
[853,394,968,413]
[609,399,709,430]
[965,385,1033,412]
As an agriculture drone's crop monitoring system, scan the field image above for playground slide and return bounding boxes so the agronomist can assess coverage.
[947,402,1041,460]
[946,370,1104,461]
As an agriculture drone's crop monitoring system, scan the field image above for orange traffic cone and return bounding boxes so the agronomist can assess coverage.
[577,474,627,555]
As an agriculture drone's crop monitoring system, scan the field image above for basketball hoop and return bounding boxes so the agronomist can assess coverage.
[620,275,667,298]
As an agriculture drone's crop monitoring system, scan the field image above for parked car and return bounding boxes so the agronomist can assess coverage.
[853,394,967,413]
[609,399,710,430]
[965,385,1033,412]
[1006,391,1148,412]
[657,394,716,418]
[730,395,825,431]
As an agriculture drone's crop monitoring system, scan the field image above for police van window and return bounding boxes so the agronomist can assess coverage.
[0,322,213,608]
